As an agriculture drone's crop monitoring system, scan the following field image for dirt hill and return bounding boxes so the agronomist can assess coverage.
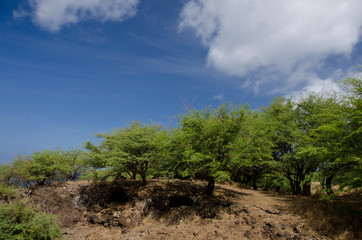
[26,180,360,240]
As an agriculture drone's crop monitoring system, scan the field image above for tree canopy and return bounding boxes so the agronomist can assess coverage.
[1,73,361,197]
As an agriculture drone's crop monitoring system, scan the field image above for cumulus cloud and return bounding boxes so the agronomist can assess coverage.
[14,0,140,32]
[180,0,362,93]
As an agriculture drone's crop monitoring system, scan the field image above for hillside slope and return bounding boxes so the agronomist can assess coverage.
[27,180,359,240]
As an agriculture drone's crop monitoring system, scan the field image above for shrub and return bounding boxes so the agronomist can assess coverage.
[0,201,62,240]
[258,172,290,192]
[0,183,15,200]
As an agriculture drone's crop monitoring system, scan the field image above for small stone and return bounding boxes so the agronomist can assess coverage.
[293,226,300,234]
[88,214,102,224]
[280,223,286,230]
[265,221,275,228]
[93,205,102,212]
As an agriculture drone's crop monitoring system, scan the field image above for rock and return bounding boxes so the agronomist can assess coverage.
[244,230,251,238]
[279,223,286,230]
[93,205,102,213]
[88,214,102,224]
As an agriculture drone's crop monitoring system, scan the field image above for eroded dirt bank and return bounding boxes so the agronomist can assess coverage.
[27,180,358,239]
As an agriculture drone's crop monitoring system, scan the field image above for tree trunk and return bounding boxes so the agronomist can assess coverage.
[205,178,215,196]
[302,181,311,196]
[142,177,147,185]
[132,171,137,180]
[139,161,148,185]
[140,171,147,185]
[288,177,296,195]
[252,175,258,190]
[325,176,333,195]
[91,168,98,181]
[241,175,249,187]
[295,182,302,195]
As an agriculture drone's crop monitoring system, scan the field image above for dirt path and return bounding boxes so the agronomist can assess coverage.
[30,180,330,240]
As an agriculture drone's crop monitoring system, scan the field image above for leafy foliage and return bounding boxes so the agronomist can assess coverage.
[9,148,86,186]
[85,122,168,184]
[230,111,273,189]
[0,201,62,240]
[262,97,310,195]
[171,103,247,194]
[0,183,15,199]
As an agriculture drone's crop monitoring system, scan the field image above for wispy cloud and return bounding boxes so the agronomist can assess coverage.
[0,29,211,82]
[14,0,140,32]
[213,93,225,101]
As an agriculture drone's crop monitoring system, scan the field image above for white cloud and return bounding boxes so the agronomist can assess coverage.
[213,93,225,101]
[180,0,362,93]
[14,0,140,32]
[286,76,343,100]
[287,65,361,100]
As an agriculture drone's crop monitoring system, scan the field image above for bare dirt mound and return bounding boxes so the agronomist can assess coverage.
[28,180,358,239]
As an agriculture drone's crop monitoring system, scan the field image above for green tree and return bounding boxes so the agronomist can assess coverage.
[0,164,17,185]
[82,142,108,181]
[59,148,87,181]
[11,148,86,186]
[295,74,361,195]
[293,93,342,195]
[337,75,362,190]
[310,75,362,194]
[230,111,274,190]
[263,97,319,195]
[85,122,167,185]
[175,103,247,195]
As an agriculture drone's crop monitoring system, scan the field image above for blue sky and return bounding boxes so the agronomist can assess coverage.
[0,0,361,163]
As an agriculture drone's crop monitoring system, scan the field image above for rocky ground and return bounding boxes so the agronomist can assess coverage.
[27,180,360,240]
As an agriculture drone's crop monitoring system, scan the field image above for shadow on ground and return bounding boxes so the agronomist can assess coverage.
[79,180,249,225]
[270,191,362,239]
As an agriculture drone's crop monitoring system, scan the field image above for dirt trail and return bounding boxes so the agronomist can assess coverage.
[30,181,329,240]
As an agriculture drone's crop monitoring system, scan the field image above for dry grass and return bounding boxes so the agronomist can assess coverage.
[283,193,361,240]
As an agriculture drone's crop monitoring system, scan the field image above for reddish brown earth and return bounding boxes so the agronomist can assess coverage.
[27,180,359,240]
